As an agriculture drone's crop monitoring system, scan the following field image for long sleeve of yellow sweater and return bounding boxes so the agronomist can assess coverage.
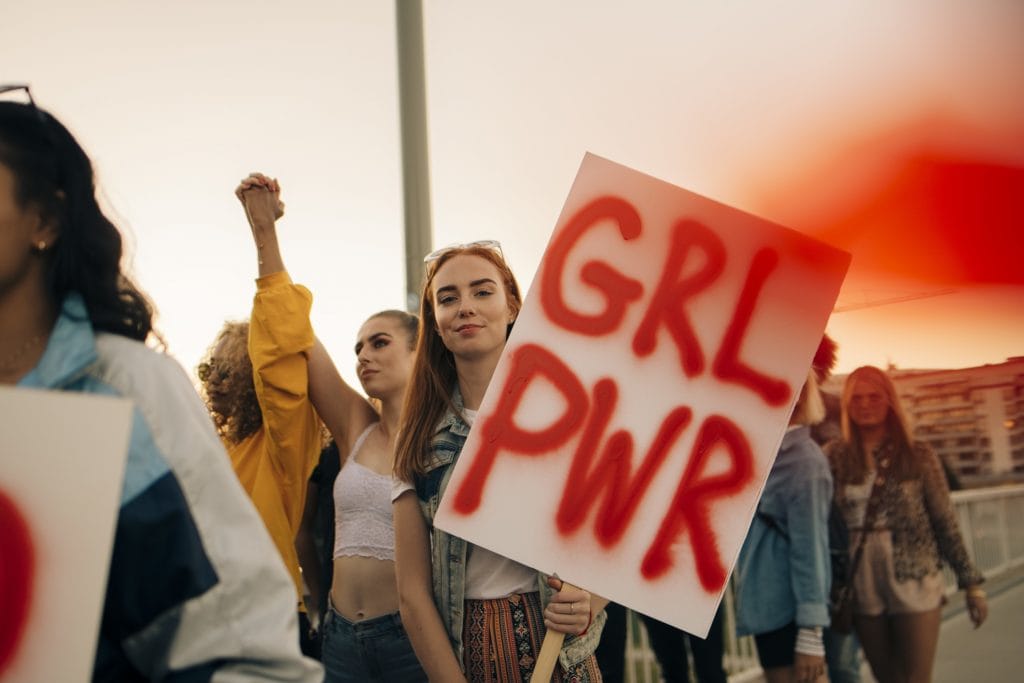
[229,270,320,607]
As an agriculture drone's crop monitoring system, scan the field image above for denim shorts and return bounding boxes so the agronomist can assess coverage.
[753,621,797,669]
[321,602,426,683]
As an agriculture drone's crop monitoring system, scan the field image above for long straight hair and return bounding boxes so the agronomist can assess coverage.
[839,365,917,480]
[394,246,522,482]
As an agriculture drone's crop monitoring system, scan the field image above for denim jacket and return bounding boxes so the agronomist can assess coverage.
[412,389,605,670]
[735,426,833,635]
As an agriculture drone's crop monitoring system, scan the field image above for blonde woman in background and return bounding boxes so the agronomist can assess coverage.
[826,365,987,683]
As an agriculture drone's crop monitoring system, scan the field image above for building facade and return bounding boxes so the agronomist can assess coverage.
[825,358,1024,487]
[890,358,1024,486]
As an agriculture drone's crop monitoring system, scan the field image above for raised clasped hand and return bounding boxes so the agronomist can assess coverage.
[234,171,285,226]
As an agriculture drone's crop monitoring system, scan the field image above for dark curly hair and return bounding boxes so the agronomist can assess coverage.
[200,321,262,444]
[0,99,156,342]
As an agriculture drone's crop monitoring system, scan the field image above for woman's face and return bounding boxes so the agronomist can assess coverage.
[848,378,890,431]
[355,315,415,400]
[0,162,43,294]
[430,253,515,363]
[201,336,241,418]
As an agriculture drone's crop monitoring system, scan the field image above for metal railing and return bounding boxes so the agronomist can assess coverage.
[943,484,1024,591]
[624,484,1024,683]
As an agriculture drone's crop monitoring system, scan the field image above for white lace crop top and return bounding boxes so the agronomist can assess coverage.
[332,424,396,561]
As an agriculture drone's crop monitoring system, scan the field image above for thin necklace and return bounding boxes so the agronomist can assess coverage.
[0,332,48,374]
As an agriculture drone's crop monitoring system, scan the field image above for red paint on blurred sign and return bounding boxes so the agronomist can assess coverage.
[0,489,34,675]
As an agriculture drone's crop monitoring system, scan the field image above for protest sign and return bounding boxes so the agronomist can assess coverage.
[434,153,850,636]
[0,387,132,683]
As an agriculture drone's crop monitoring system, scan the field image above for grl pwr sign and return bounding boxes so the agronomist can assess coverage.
[434,153,849,635]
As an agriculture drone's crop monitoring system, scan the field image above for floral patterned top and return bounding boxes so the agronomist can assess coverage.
[825,438,984,589]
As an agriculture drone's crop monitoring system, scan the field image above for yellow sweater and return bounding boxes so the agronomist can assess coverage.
[228,271,320,607]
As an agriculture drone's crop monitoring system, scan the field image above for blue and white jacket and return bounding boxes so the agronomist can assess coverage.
[19,294,322,682]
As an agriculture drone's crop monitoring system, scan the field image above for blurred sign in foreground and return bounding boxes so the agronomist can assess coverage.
[0,387,131,683]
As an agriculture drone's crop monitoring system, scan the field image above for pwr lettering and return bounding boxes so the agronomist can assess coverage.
[452,344,754,592]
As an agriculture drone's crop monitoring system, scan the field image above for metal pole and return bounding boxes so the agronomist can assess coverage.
[396,0,433,312]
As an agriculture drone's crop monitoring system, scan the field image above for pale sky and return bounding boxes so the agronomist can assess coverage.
[3,1,1022,389]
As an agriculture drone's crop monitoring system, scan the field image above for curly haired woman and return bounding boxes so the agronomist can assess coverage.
[199,173,323,655]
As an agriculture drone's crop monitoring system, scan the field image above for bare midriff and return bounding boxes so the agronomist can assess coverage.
[329,556,401,621]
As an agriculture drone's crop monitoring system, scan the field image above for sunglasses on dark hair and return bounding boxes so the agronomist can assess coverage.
[0,83,37,105]
[0,83,54,134]
[422,239,503,265]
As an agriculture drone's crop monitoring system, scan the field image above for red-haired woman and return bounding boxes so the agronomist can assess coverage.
[392,242,606,681]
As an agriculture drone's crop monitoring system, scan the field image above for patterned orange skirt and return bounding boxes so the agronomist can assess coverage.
[463,591,602,683]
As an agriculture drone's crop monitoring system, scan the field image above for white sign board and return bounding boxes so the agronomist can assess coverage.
[0,387,132,682]
[434,153,850,636]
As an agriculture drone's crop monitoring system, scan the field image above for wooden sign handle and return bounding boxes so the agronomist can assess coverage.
[529,581,578,683]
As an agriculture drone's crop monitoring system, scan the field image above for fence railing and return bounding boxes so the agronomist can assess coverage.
[624,484,1024,683]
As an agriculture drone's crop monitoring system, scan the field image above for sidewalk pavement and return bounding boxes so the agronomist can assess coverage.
[736,565,1024,683]
[933,566,1024,683]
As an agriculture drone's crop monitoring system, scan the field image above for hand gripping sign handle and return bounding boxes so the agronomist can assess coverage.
[529,580,579,683]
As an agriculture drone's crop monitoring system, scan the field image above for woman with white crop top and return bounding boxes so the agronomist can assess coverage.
[300,307,426,682]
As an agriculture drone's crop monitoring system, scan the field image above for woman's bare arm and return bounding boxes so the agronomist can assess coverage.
[306,337,378,454]
[393,491,467,682]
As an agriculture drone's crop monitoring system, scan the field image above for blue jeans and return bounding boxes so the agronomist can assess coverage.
[824,627,862,683]
[321,604,426,683]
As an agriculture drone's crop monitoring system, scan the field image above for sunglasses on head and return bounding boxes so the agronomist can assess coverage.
[422,239,503,265]
[0,83,36,104]
[0,83,47,122]
[0,83,57,147]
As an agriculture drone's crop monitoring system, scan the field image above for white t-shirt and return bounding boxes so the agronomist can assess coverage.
[391,407,537,599]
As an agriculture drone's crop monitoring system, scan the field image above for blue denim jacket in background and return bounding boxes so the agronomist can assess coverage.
[412,389,605,670]
[735,426,833,635]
